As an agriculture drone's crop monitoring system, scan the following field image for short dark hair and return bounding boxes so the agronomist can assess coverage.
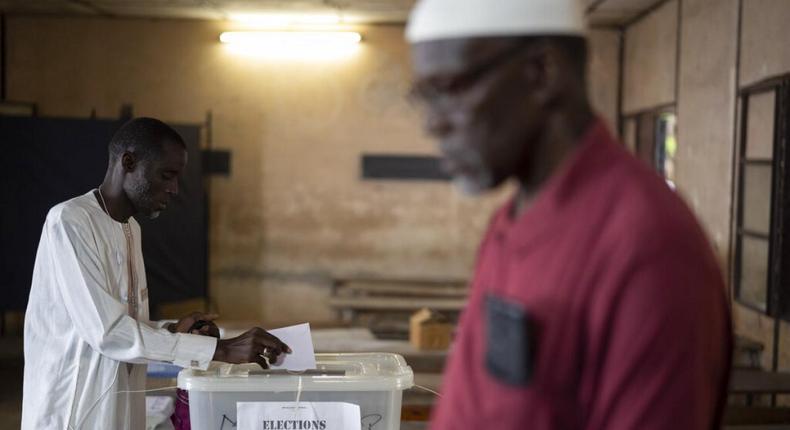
[108,117,186,162]
[474,35,588,83]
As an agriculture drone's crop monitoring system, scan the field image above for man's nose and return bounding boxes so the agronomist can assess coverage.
[426,110,453,138]
[166,180,179,196]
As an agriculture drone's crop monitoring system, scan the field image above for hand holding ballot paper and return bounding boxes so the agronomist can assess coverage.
[264,323,317,371]
[212,326,292,370]
[212,323,317,371]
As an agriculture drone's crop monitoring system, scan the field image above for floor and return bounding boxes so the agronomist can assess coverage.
[0,336,23,428]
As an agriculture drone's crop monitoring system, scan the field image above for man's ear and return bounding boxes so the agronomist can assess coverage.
[121,152,137,173]
[521,41,563,109]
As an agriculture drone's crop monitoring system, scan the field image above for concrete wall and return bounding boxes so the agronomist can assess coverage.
[588,29,621,131]
[622,0,678,114]
[621,0,739,265]
[675,0,739,269]
[740,0,790,87]
[6,16,619,325]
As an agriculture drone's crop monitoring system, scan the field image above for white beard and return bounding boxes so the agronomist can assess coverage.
[453,170,494,196]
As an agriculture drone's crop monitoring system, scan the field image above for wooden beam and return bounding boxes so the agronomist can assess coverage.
[327,297,466,313]
[731,369,790,394]
[338,283,468,298]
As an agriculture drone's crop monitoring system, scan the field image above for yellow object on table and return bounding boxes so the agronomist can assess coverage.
[410,308,453,351]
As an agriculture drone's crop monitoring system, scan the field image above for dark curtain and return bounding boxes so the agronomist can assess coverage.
[0,116,207,318]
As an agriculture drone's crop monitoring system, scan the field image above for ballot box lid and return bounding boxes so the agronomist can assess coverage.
[177,352,414,392]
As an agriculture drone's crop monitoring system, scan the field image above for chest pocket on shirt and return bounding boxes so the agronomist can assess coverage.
[485,294,535,386]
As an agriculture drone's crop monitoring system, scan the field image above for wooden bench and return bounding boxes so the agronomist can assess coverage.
[731,369,790,394]
[734,336,765,370]
[337,282,468,298]
[332,277,467,296]
[329,277,468,337]
[328,296,467,313]
[725,368,790,426]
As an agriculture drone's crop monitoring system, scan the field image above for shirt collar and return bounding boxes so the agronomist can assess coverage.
[489,118,620,250]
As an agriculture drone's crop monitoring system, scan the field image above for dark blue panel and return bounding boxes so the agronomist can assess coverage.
[361,155,450,181]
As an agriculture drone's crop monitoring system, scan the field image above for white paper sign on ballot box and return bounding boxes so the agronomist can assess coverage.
[237,402,362,430]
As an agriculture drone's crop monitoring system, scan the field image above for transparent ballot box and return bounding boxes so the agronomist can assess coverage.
[177,353,415,430]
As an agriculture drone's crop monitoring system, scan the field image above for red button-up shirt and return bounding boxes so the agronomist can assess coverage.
[429,119,731,430]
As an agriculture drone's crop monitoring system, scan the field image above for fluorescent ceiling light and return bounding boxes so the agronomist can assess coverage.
[219,31,362,60]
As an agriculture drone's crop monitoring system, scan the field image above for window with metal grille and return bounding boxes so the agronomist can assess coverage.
[734,78,790,318]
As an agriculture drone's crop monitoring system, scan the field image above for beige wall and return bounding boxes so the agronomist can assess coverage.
[675,0,739,270]
[740,0,790,87]
[7,16,619,325]
[621,0,740,264]
[620,0,742,273]
[622,0,678,114]
[588,29,621,131]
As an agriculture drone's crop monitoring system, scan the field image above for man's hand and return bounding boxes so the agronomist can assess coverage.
[212,327,291,369]
[188,319,221,338]
[167,312,219,337]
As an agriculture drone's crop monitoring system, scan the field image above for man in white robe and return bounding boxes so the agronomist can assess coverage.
[22,117,290,430]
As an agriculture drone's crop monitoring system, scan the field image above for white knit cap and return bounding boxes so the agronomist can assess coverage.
[406,0,587,43]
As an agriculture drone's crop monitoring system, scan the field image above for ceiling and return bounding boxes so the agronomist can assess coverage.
[0,0,667,26]
[585,0,667,26]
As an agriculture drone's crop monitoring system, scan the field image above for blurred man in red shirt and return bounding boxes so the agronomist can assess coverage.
[406,1,732,429]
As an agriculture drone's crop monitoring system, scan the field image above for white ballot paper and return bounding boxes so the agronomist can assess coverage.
[268,323,317,371]
[237,402,361,430]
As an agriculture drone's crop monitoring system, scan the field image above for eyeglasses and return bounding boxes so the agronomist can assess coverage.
[408,40,531,113]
